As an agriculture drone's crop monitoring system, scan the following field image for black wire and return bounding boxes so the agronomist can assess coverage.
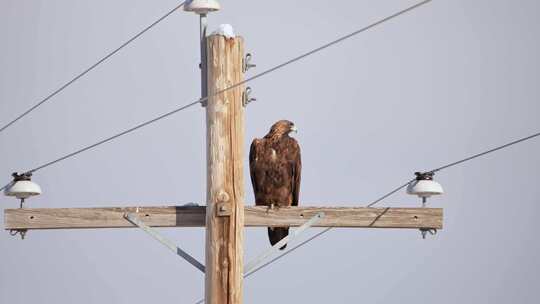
[25,100,200,174]
[367,131,540,209]
[18,0,433,175]
[365,178,416,207]
[191,3,436,300]
[244,227,332,278]
[253,129,540,274]
[4,0,437,282]
[0,182,12,193]
[193,227,334,303]
[0,1,186,134]
[240,0,433,87]
[429,131,540,173]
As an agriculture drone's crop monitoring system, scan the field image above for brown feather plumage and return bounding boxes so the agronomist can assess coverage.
[249,120,301,249]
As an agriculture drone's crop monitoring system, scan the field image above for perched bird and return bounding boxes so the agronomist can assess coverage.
[249,120,301,249]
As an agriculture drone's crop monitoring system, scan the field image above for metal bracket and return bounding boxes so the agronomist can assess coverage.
[216,202,232,217]
[9,229,27,240]
[244,212,325,274]
[200,99,208,108]
[124,213,205,273]
[243,53,256,73]
[418,196,437,239]
[242,87,256,107]
[420,228,437,239]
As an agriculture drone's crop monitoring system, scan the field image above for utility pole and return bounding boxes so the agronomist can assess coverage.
[1,11,445,302]
[2,4,445,303]
[205,34,245,304]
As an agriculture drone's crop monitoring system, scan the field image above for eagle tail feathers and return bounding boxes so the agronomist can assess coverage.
[268,227,289,250]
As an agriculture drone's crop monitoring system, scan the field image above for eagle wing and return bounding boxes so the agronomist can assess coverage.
[290,138,301,206]
[250,137,301,207]
[249,139,261,197]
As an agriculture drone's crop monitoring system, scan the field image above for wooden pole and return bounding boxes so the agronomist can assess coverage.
[205,34,245,304]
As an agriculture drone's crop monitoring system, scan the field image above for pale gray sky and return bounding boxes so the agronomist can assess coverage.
[1,0,539,303]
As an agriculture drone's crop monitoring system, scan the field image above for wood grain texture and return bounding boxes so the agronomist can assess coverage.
[4,206,204,229]
[4,206,443,230]
[205,34,245,304]
[246,206,442,229]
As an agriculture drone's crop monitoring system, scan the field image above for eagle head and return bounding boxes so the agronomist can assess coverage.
[268,120,297,138]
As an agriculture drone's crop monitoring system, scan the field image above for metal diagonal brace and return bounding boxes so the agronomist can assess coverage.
[124,213,205,273]
[244,212,325,274]
[194,212,326,304]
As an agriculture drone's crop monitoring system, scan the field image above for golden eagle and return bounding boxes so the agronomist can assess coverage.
[249,120,301,249]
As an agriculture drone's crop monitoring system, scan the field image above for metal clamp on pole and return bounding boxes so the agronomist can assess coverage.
[243,53,256,73]
[9,229,27,240]
[242,87,256,107]
[124,213,205,273]
[244,212,325,274]
[420,228,437,239]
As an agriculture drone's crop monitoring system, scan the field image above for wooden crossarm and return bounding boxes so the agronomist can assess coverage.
[4,206,442,230]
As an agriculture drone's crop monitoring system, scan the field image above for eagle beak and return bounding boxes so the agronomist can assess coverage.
[290,125,298,133]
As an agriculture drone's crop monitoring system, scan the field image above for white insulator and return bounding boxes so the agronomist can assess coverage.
[407,179,444,198]
[184,0,221,14]
[4,180,42,199]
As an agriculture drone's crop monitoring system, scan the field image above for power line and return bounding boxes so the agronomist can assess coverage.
[430,131,540,173]
[240,0,433,87]
[244,227,332,278]
[4,0,437,299]
[3,0,437,290]
[366,179,415,207]
[258,130,540,271]
[26,100,200,174]
[195,1,438,302]
[193,227,333,304]
[0,182,11,193]
[14,0,433,176]
[0,1,186,135]
[366,130,540,208]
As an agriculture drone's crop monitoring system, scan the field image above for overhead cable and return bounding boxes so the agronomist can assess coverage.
[259,130,540,272]
[17,0,434,175]
[430,131,540,173]
[0,1,186,134]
